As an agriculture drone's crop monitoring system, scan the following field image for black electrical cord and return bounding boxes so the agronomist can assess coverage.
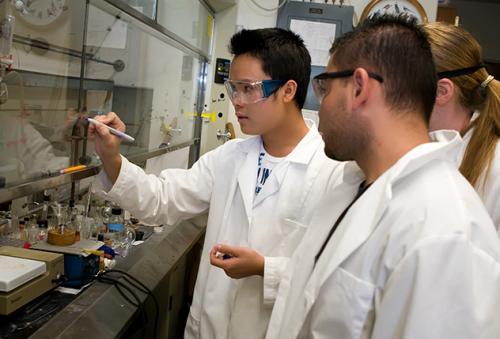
[98,276,146,323]
[96,270,159,339]
[96,275,149,339]
[101,269,159,339]
[97,276,139,307]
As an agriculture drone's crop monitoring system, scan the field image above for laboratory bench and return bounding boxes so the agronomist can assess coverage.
[0,214,207,339]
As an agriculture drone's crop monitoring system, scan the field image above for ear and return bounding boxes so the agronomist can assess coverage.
[435,78,455,106]
[281,80,298,105]
[351,68,371,111]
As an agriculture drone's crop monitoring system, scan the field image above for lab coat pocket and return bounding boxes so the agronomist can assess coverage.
[278,218,308,255]
[310,267,375,339]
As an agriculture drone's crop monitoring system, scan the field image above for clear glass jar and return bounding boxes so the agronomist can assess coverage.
[27,215,38,243]
[36,220,48,241]
[104,207,125,248]
[18,218,28,241]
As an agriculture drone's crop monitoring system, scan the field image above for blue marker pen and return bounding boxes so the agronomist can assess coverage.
[87,117,135,143]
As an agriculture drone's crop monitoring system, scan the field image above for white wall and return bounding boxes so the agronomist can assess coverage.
[201,4,239,153]
[235,0,280,29]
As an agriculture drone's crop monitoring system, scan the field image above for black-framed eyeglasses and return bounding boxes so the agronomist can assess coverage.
[312,70,384,104]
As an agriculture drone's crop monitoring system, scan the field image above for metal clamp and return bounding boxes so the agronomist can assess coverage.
[216,129,232,141]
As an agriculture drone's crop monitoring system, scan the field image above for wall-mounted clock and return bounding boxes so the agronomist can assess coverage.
[360,0,428,24]
[13,0,68,27]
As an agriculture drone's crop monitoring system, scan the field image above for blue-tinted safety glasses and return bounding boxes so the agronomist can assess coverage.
[224,79,286,105]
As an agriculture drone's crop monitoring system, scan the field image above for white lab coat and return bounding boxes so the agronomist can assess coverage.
[266,130,500,339]
[92,120,341,339]
[457,112,500,232]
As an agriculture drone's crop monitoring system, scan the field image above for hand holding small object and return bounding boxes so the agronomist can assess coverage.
[210,244,264,279]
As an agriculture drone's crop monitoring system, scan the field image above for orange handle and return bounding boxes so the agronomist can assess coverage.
[60,165,87,174]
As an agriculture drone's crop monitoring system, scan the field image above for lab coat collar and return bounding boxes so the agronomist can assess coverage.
[391,129,462,186]
[236,135,261,154]
[339,130,462,188]
[236,119,322,166]
[323,130,461,189]
[337,130,462,195]
[285,119,323,165]
[460,110,479,145]
[340,161,365,186]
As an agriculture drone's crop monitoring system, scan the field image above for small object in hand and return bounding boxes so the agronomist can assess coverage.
[87,117,135,143]
[215,251,232,260]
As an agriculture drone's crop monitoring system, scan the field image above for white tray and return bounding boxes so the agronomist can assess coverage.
[32,239,104,257]
[0,255,46,292]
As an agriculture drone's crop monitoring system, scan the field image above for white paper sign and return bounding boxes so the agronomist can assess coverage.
[290,19,336,67]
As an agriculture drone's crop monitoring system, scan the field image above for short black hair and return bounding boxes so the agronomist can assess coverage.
[229,28,311,110]
[330,15,437,122]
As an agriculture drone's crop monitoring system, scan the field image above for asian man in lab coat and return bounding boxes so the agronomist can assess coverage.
[90,28,340,338]
[266,15,500,339]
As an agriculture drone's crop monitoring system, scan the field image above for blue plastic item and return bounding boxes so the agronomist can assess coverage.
[62,254,100,288]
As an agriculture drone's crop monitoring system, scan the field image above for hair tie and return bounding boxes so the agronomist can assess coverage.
[480,75,494,89]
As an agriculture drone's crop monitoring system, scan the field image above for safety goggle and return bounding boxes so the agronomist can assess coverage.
[224,79,286,105]
[312,70,384,104]
[437,64,484,79]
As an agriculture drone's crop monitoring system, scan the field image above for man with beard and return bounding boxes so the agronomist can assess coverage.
[265,15,500,339]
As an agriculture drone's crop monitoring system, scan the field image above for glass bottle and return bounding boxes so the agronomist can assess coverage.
[18,217,28,241]
[40,192,50,222]
[36,220,48,241]
[27,214,39,243]
[105,207,125,248]
[10,211,18,239]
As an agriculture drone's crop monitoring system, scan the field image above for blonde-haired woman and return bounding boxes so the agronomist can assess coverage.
[424,22,500,232]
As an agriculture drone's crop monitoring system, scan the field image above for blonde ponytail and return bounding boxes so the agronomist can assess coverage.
[424,22,500,187]
[462,79,500,187]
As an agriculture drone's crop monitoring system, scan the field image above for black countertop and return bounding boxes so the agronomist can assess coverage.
[0,214,206,339]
